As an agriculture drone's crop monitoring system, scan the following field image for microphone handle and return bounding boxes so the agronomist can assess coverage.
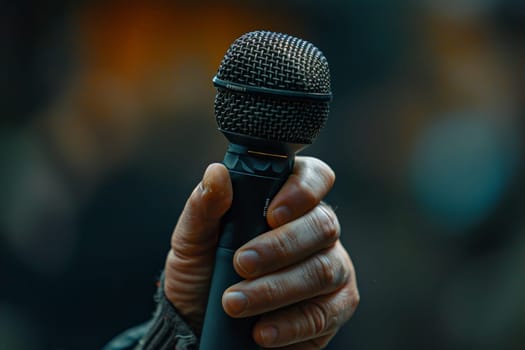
[199,143,294,350]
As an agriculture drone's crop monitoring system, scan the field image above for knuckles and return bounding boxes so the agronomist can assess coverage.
[292,174,321,209]
[311,253,338,291]
[310,249,348,292]
[299,301,330,335]
[289,157,336,210]
[311,204,340,244]
[269,227,299,261]
[297,157,336,190]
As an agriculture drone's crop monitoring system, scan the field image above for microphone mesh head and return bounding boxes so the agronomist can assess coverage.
[214,31,331,144]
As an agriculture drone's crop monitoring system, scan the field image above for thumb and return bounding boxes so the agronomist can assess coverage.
[164,163,232,331]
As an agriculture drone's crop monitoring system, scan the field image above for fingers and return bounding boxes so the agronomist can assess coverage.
[234,203,340,279]
[168,163,232,259]
[223,241,352,318]
[253,264,359,348]
[164,163,232,328]
[267,156,335,228]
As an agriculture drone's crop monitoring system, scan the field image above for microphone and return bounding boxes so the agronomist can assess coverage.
[199,30,332,350]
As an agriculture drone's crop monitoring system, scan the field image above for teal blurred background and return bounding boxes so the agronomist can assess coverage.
[1,1,524,349]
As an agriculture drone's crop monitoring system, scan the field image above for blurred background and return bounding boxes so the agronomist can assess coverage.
[1,0,524,349]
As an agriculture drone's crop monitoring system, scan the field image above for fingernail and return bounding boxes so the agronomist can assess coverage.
[236,250,259,276]
[271,206,292,226]
[223,291,248,316]
[200,165,214,194]
[260,325,279,345]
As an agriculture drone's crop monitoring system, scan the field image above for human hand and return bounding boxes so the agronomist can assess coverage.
[164,157,359,348]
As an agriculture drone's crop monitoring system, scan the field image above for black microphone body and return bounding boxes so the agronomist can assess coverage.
[199,31,332,350]
[200,137,298,350]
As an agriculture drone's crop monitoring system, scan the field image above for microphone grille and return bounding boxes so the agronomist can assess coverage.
[214,31,331,145]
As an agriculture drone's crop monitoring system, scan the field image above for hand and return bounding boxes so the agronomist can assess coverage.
[164,156,359,349]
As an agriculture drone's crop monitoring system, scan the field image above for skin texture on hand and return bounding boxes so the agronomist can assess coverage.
[164,157,359,349]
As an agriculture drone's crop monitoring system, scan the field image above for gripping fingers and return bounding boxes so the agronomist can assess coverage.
[234,203,340,279]
[268,156,335,228]
[253,280,359,348]
[224,241,351,318]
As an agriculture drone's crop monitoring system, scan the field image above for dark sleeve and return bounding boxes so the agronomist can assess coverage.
[136,273,199,350]
[103,273,199,350]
